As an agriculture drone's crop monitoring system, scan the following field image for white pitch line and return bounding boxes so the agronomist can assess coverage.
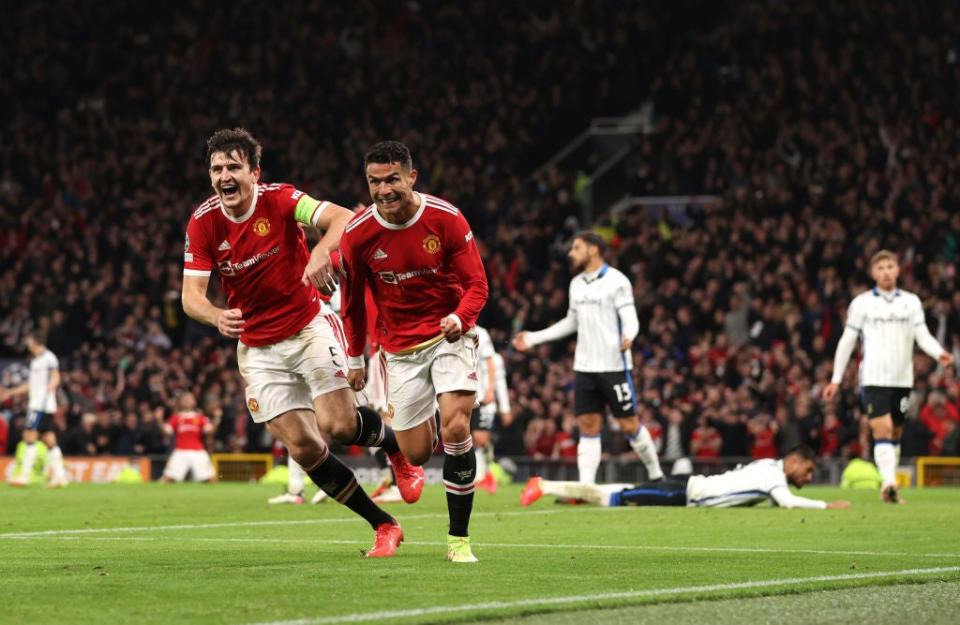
[242,566,960,625]
[14,535,960,560]
[0,509,565,539]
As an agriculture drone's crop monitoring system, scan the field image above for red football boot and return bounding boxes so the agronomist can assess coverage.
[388,452,425,503]
[367,522,403,558]
[520,477,544,507]
[478,472,498,494]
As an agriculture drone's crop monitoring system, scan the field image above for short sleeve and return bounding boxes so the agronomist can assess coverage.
[168,415,179,430]
[183,219,213,277]
[46,352,59,369]
[275,184,329,227]
[845,297,865,331]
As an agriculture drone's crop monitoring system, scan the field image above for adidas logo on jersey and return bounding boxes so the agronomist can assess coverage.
[372,248,388,261]
[218,240,231,251]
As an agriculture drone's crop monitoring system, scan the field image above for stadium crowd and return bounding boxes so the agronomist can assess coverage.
[2,1,960,465]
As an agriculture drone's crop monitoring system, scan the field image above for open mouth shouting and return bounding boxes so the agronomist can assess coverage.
[220,181,240,202]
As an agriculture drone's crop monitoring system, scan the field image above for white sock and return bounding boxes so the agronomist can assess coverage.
[628,426,664,480]
[540,480,626,507]
[288,459,305,496]
[577,436,602,484]
[19,443,38,480]
[474,447,488,482]
[47,446,66,482]
[874,441,897,487]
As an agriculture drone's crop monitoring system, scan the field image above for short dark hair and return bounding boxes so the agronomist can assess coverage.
[206,128,262,169]
[784,444,816,463]
[364,140,413,172]
[25,329,46,346]
[574,231,607,255]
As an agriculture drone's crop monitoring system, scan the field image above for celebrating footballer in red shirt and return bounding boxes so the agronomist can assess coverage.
[162,392,216,483]
[339,141,488,563]
[181,128,415,557]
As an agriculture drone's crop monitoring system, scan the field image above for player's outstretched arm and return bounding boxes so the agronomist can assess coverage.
[514,308,578,352]
[182,275,244,339]
[0,383,30,401]
[770,486,841,510]
[302,203,355,294]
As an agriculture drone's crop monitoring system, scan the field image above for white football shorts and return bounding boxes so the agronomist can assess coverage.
[237,311,351,423]
[163,449,216,482]
[384,330,479,431]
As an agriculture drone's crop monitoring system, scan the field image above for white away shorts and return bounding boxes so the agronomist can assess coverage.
[237,312,351,423]
[385,330,478,431]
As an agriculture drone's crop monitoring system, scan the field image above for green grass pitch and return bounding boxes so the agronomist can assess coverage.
[1,482,958,625]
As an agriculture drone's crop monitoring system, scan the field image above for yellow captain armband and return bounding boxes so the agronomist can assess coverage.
[294,195,330,226]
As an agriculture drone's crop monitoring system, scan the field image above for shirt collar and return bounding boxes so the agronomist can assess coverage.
[583,263,609,283]
[220,184,259,224]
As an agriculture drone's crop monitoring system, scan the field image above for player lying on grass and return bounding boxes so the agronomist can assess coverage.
[521,445,851,509]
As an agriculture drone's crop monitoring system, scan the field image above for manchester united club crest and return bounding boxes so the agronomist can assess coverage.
[422,234,441,254]
[247,398,260,413]
[252,217,271,236]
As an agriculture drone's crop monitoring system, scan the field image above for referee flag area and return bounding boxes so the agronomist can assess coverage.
[1,483,958,625]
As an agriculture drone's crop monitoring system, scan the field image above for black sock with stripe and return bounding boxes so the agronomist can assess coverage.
[443,437,476,537]
[352,406,400,455]
[306,450,393,529]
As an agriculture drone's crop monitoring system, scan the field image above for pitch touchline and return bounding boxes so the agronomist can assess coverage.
[0,509,570,539]
[14,535,960,560]
[241,566,960,625]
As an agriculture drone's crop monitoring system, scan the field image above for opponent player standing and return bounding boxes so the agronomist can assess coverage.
[162,392,217,483]
[1,331,68,487]
[513,232,663,484]
[823,250,953,503]
[340,141,488,563]
[182,128,413,557]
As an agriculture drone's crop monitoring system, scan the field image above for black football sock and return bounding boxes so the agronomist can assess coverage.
[306,449,394,529]
[443,437,476,537]
[352,406,400,455]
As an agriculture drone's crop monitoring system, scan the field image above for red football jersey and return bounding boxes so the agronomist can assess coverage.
[183,183,329,346]
[339,193,488,356]
[168,411,211,451]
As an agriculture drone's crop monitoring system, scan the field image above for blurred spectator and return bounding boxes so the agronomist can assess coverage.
[92,411,118,455]
[62,413,97,456]
[114,412,141,455]
[748,413,778,459]
[690,416,721,459]
[920,391,960,455]
[2,1,960,464]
